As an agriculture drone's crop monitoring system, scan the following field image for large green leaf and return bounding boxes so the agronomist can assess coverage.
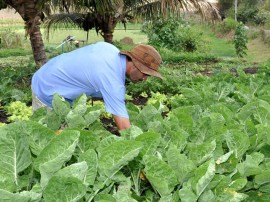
[228,178,248,191]
[43,176,86,202]
[163,118,189,151]
[256,124,270,147]
[180,87,203,104]
[237,152,264,177]
[83,109,101,125]
[94,193,116,202]
[76,130,100,154]
[179,182,197,202]
[66,110,87,129]
[33,130,80,188]
[52,93,71,120]
[166,145,196,184]
[191,160,216,198]
[216,153,239,174]
[78,149,98,185]
[210,174,248,201]
[143,155,178,197]
[54,161,88,181]
[236,99,270,124]
[98,140,142,177]
[210,103,234,123]
[199,190,215,202]
[23,121,55,156]
[245,191,270,201]
[119,125,143,139]
[0,189,33,202]
[187,140,216,166]
[45,110,62,130]
[225,129,250,159]
[135,131,161,158]
[254,170,270,188]
[134,105,163,131]
[216,191,248,202]
[113,179,137,202]
[71,94,88,115]
[0,123,32,192]
[170,105,201,133]
[159,194,173,202]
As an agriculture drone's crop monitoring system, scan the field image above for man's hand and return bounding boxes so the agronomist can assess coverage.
[113,115,131,130]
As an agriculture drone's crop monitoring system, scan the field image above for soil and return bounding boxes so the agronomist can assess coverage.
[0,109,8,123]
[128,95,148,106]
[100,117,120,136]
[243,67,259,74]
[100,96,148,136]
[196,66,259,76]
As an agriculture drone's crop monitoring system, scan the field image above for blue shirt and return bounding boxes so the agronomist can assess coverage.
[31,42,128,118]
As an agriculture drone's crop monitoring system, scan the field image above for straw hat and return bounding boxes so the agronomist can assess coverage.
[120,44,162,79]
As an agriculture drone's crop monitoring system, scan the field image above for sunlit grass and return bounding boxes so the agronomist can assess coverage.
[42,28,147,46]
[198,25,237,58]
[246,38,270,63]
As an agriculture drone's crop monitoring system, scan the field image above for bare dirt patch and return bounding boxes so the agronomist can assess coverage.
[0,8,21,20]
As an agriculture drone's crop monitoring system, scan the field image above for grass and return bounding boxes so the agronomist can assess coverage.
[199,25,237,58]
[0,48,32,58]
[199,24,270,63]
[42,28,147,47]
[246,37,270,63]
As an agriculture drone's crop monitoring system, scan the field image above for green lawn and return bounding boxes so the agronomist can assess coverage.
[198,25,237,58]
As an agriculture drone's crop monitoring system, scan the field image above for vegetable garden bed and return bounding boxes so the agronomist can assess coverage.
[1,60,270,201]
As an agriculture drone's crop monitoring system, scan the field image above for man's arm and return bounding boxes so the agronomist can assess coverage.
[113,115,131,130]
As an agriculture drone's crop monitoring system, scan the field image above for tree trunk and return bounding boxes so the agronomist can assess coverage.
[235,0,238,21]
[26,17,47,67]
[103,32,113,43]
[102,16,117,43]
[8,0,47,67]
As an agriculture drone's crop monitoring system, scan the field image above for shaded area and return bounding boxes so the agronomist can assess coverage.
[0,108,8,123]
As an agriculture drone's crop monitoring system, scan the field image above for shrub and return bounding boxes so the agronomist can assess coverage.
[237,8,259,24]
[237,6,267,26]
[216,18,238,34]
[253,12,267,25]
[142,17,181,51]
[233,22,248,57]
[142,16,206,52]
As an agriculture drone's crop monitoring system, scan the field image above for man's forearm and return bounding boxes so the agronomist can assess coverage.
[113,115,131,130]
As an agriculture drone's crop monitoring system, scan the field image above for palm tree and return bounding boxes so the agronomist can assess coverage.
[43,0,221,43]
[0,0,47,66]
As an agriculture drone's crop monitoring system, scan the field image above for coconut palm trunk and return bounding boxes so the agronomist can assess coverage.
[7,0,47,66]
[102,16,118,43]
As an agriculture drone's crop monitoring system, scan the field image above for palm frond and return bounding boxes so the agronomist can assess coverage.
[43,13,86,40]
[124,0,220,21]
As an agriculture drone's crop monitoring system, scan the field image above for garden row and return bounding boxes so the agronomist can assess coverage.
[1,56,270,201]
